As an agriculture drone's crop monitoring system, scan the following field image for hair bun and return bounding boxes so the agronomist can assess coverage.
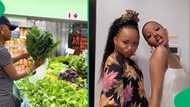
[121,9,139,23]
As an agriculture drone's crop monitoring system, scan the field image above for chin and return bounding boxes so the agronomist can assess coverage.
[125,55,132,58]
[151,44,158,48]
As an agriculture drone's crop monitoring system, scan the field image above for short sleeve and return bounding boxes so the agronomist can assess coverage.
[0,48,12,67]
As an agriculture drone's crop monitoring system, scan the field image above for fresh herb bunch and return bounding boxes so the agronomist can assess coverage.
[26,27,60,61]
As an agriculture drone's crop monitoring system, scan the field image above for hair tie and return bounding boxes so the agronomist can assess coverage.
[121,9,139,23]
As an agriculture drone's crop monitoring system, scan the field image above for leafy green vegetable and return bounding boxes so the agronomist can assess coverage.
[49,55,87,77]
[48,62,69,76]
[16,77,88,107]
[26,27,60,61]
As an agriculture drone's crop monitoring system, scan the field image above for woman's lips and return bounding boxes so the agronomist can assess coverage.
[157,39,168,46]
[158,39,164,44]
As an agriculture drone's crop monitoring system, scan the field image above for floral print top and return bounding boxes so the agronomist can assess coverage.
[99,53,148,107]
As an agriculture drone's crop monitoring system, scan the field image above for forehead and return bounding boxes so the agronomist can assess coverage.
[0,24,9,29]
[144,22,161,32]
[117,27,139,40]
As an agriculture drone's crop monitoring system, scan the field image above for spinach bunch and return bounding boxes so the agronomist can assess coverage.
[26,27,60,61]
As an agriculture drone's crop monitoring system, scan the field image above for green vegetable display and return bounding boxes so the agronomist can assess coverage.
[16,55,88,107]
[49,55,87,77]
[26,27,60,61]
[16,77,88,107]
[47,55,87,88]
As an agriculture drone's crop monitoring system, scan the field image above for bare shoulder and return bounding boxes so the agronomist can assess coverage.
[150,46,168,61]
[149,46,168,74]
[105,53,119,65]
[154,45,168,54]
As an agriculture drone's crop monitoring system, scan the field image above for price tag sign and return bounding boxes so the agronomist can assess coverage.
[67,12,79,20]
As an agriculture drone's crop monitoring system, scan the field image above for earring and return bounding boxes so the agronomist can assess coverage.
[150,46,154,53]
[114,46,117,52]
[0,31,4,35]
[114,46,119,55]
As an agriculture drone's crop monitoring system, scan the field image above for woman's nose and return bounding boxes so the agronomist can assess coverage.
[152,32,157,36]
[127,44,133,50]
[152,32,160,39]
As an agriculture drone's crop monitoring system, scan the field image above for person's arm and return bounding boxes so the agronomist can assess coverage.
[4,58,45,80]
[149,46,168,107]
[4,63,30,80]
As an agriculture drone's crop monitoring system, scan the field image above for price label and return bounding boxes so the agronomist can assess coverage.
[67,12,79,20]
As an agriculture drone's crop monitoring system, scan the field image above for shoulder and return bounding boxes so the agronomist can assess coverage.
[154,45,168,55]
[105,53,119,65]
[150,46,168,61]
[104,54,123,72]
[0,47,10,56]
[0,47,12,66]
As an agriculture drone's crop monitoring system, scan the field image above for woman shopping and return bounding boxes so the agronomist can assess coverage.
[0,16,44,107]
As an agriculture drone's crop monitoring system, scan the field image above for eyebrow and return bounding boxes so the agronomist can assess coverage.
[123,39,129,42]
[144,27,151,35]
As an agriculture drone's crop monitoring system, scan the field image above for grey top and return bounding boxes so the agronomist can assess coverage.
[0,46,16,106]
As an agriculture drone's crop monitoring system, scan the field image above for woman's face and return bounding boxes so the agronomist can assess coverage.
[143,21,168,47]
[114,27,139,58]
[0,24,11,41]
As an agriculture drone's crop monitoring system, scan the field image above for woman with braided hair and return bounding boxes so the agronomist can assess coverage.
[99,10,148,107]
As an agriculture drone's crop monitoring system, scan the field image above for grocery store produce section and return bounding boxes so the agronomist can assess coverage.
[6,26,88,107]
[16,55,88,107]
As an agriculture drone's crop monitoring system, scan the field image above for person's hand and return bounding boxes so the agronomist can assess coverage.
[12,52,30,63]
[25,58,45,75]
[16,51,30,60]
[20,52,30,59]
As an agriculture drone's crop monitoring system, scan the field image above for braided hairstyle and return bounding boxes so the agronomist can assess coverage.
[100,9,140,79]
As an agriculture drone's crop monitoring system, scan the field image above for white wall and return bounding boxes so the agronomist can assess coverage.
[95,0,190,106]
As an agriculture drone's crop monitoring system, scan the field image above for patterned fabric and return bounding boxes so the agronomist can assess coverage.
[99,53,148,107]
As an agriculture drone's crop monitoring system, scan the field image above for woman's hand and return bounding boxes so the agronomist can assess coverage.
[26,58,45,75]
[20,52,30,59]
[12,52,30,63]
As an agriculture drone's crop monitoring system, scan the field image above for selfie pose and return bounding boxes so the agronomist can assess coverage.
[142,21,189,107]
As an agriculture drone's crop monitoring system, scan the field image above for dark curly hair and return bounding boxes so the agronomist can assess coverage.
[100,10,140,79]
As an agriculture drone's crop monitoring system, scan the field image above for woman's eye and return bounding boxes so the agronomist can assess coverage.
[155,27,160,31]
[146,34,151,39]
[133,42,138,46]
[123,41,129,44]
